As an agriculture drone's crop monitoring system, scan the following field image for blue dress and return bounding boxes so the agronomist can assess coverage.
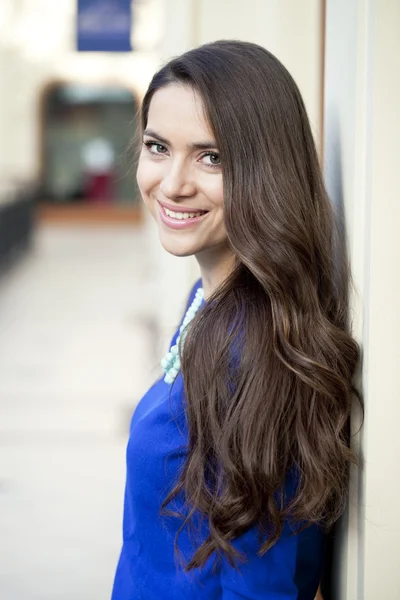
[112,279,324,599]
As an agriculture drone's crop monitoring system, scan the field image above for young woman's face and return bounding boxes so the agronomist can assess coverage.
[137,84,229,260]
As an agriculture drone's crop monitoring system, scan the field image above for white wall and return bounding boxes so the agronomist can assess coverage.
[324,0,400,597]
[362,0,400,596]
[196,0,322,148]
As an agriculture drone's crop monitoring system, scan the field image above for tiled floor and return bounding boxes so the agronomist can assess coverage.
[0,223,167,600]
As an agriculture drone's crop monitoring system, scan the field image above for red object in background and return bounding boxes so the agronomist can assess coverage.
[84,171,114,204]
[81,138,116,204]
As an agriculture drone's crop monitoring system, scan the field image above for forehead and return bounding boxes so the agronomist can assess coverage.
[146,84,214,141]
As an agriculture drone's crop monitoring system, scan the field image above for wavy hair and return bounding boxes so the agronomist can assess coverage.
[140,40,361,570]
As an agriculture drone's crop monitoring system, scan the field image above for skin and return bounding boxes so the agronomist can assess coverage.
[137,83,235,300]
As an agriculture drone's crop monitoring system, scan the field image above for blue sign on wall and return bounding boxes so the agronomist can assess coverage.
[77,0,132,52]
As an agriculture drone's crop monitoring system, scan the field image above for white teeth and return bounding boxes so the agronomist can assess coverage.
[164,207,205,220]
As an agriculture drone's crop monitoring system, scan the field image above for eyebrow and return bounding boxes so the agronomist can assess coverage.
[143,128,218,151]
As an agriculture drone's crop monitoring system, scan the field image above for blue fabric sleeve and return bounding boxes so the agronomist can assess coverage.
[220,520,324,599]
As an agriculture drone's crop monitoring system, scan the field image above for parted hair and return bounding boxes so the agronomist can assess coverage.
[140,40,361,570]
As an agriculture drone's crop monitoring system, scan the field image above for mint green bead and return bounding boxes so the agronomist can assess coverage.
[161,287,204,385]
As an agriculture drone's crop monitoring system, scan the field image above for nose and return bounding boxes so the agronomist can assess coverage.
[159,160,196,199]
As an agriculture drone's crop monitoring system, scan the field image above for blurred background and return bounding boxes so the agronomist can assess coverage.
[0,1,399,599]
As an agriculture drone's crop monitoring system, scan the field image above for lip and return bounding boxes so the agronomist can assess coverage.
[158,199,208,213]
[158,202,208,230]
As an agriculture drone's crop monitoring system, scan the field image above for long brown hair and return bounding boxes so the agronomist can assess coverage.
[141,40,361,570]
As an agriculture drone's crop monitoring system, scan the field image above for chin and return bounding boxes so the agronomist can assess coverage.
[157,228,200,257]
[160,241,197,258]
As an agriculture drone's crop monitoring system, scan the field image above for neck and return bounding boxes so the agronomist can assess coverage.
[196,245,236,300]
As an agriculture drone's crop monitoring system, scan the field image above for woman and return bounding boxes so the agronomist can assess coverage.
[112,40,360,599]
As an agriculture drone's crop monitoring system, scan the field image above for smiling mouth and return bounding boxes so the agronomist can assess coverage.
[163,206,208,220]
[158,202,209,229]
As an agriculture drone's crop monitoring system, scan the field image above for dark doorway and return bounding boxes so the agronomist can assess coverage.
[40,83,139,206]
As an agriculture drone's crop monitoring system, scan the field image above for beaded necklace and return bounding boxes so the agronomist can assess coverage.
[161,287,204,384]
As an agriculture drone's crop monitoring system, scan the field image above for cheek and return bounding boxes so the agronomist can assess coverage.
[207,178,224,209]
[136,158,158,196]
[198,170,223,208]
